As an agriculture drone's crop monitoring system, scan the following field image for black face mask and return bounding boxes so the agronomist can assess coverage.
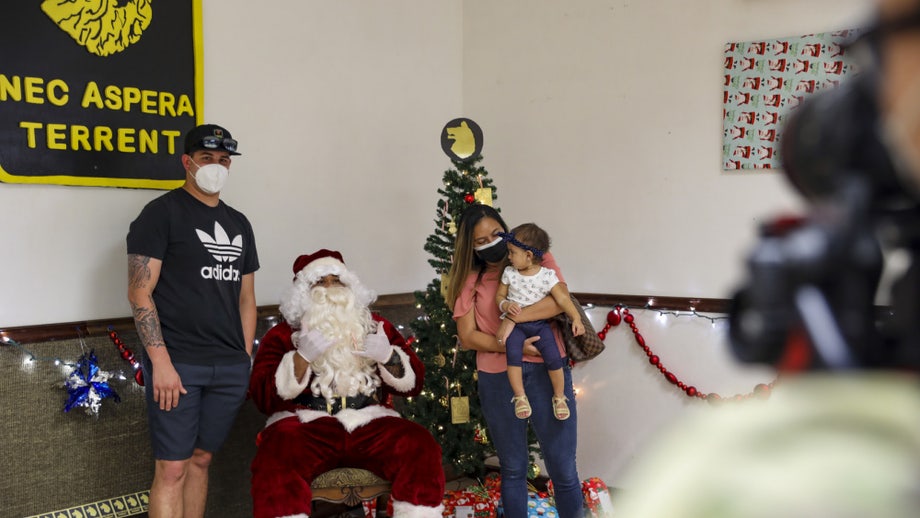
[474,236,508,264]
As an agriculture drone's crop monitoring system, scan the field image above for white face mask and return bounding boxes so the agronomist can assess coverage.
[190,160,229,194]
[881,73,920,196]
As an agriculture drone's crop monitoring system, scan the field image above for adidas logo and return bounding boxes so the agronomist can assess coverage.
[196,222,243,263]
[196,222,243,282]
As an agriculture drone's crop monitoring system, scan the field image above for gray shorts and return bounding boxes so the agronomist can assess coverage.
[142,358,250,461]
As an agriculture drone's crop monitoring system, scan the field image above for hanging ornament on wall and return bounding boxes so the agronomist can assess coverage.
[440,117,484,162]
[63,350,121,416]
[107,327,144,386]
[596,306,775,401]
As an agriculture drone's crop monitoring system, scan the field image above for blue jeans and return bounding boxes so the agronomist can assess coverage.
[479,363,583,518]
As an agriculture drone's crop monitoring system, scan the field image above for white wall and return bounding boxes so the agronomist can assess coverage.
[0,0,464,326]
[0,0,875,491]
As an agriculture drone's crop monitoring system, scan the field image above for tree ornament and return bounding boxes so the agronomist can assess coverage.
[528,462,541,480]
[474,423,489,445]
[440,118,484,162]
[464,193,475,204]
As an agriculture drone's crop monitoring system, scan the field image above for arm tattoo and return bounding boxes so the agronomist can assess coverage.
[131,297,166,349]
[127,254,151,289]
[128,254,165,349]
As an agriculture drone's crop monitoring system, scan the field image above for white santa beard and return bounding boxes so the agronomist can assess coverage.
[306,286,380,399]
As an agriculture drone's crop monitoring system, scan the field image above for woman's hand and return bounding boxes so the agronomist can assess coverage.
[522,335,542,357]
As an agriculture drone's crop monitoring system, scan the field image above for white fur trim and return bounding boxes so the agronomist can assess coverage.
[289,405,401,432]
[291,406,400,431]
[391,500,445,518]
[275,350,312,400]
[318,405,400,432]
[298,256,347,285]
[273,405,401,432]
[378,347,417,393]
[277,514,309,518]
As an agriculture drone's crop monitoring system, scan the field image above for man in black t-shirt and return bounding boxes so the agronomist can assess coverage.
[126,123,259,518]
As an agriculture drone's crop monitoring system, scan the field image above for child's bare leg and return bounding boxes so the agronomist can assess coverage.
[549,368,570,420]
[548,368,565,398]
[508,366,531,419]
[508,366,524,397]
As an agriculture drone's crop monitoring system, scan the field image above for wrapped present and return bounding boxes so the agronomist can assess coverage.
[442,486,497,518]
[483,472,502,493]
[527,492,558,518]
[581,477,614,517]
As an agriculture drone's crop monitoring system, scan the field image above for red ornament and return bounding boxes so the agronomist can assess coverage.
[597,331,606,340]
[107,327,143,386]
[464,194,475,204]
[607,305,775,402]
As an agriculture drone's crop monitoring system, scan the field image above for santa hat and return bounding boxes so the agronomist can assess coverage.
[279,249,377,326]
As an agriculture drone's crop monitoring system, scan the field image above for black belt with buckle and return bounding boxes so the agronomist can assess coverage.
[294,393,378,414]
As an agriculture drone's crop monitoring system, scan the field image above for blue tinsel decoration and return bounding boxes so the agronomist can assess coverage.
[63,350,121,415]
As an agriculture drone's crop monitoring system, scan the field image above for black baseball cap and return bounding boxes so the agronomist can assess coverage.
[183,124,241,156]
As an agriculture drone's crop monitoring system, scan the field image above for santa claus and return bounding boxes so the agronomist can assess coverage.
[249,250,445,518]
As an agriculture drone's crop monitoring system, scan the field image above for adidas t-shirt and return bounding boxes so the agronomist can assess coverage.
[127,188,259,365]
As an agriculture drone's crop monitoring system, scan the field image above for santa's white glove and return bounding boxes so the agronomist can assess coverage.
[295,328,333,362]
[354,322,393,363]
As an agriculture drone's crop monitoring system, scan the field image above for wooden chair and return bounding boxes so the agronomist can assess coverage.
[311,467,392,517]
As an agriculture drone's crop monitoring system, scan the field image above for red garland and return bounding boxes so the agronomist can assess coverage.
[106,327,144,386]
[598,306,774,402]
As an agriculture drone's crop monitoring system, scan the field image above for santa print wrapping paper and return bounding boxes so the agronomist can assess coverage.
[442,486,498,518]
[722,28,862,171]
[581,477,614,517]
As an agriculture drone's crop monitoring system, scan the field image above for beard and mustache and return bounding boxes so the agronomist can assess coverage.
[301,285,381,400]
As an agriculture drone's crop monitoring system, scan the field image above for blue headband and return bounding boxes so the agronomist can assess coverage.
[497,232,545,258]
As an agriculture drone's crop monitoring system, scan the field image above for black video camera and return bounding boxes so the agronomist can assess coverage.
[728,41,920,372]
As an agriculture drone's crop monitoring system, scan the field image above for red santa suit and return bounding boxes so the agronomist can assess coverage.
[249,250,445,518]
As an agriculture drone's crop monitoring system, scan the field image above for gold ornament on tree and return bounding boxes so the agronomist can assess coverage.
[474,174,493,206]
[434,348,446,367]
[449,380,470,424]
[440,118,484,162]
[528,462,541,480]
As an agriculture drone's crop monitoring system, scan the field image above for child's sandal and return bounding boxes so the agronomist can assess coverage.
[511,395,532,419]
[552,396,570,420]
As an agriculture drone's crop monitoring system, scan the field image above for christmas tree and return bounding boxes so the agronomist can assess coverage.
[402,150,499,477]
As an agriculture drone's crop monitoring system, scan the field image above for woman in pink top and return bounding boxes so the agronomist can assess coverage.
[445,205,583,518]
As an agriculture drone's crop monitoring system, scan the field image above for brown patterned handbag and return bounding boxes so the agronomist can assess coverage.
[552,295,606,362]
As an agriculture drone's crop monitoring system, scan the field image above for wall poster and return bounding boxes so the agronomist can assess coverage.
[0,1,203,189]
[722,29,861,171]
